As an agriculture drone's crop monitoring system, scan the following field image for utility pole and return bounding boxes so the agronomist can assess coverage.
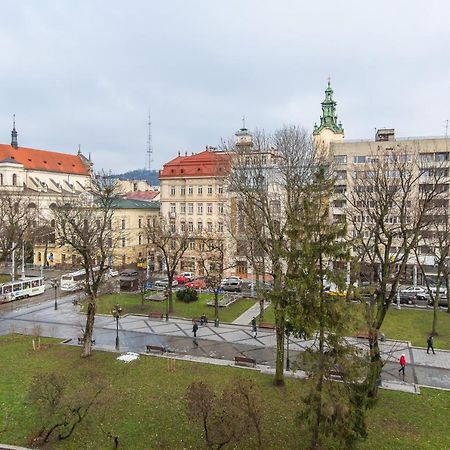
[11,242,15,282]
[21,241,25,279]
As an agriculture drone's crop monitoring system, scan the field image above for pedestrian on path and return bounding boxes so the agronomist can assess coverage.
[251,316,257,338]
[427,335,435,354]
[192,321,198,338]
[398,353,406,380]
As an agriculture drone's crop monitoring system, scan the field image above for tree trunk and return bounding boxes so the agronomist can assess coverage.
[446,276,450,314]
[82,298,96,357]
[214,290,219,324]
[432,278,441,335]
[366,332,382,399]
[273,301,285,386]
[168,283,174,313]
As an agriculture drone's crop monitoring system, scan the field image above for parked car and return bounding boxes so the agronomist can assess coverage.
[427,296,448,307]
[176,272,194,284]
[185,278,207,290]
[119,269,139,292]
[395,291,417,305]
[221,277,242,292]
[154,279,179,289]
[400,286,430,301]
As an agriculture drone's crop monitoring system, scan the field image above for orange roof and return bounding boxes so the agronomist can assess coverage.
[126,191,160,201]
[160,150,232,178]
[0,144,90,175]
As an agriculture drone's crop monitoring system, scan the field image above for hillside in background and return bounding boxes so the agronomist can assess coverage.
[111,169,159,186]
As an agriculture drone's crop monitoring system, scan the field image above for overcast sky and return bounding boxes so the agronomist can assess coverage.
[1,1,449,174]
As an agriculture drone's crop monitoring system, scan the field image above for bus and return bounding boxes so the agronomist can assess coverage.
[0,277,46,302]
[60,267,109,292]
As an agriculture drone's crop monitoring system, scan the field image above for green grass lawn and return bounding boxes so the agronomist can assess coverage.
[260,304,450,350]
[0,334,448,449]
[92,291,257,323]
[0,273,12,283]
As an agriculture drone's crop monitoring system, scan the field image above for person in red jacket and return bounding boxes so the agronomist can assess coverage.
[398,354,406,380]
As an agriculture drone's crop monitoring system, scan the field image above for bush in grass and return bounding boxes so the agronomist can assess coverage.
[177,288,199,303]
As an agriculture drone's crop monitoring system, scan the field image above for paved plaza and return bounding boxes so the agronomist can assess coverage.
[1,293,449,391]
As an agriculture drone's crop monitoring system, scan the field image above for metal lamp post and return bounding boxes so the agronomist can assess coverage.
[50,279,59,310]
[285,319,291,371]
[111,304,122,350]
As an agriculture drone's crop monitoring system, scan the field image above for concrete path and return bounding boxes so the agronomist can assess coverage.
[1,294,450,392]
[232,300,271,325]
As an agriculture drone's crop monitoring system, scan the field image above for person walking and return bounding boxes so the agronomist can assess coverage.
[192,321,199,338]
[398,353,406,380]
[251,317,257,338]
[427,335,435,354]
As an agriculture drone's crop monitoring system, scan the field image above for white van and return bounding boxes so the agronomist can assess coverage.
[221,277,242,292]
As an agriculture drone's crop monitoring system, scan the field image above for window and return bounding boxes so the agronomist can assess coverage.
[138,218,142,228]
[188,185,193,195]
[189,241,195,250]
[181,186,186,195]
[170,203,176,213]
[218,185,224,194]
[138,235,142,245]
[197,186,203,195]
[180,203,186,214]
[188,221,194,232]
[435,152,449,162]
[50,219,56,228]
[420,153,433,162]
[122,237,126,247]
[207,185,213,195]
[207,203,213,215]
[197,221,203,232]
[207,221,213,232]
[181,221,186,232]
[334,185,347,194]
[170,224,176,233]
[334,155,347,165]
[353,155,366,164]
[270,200,281,214]
[121,219,126,230]
[197,203,203,215]
[336,170,346,180]
[218,222,224,232]
[333,200,346,208]
[170,185,176,196]
[218,203,224,214]
[12,173,17,186]
[188,203,194,214]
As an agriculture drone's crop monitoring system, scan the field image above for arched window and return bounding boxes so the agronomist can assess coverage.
[138,235,142,245]
[12,173,17,186]
[50,219,56,228]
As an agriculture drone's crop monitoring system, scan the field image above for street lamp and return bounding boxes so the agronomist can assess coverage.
[165,287,169,321]
[285,319,291,371]
[111,304,122,350]
[50,279,59,310]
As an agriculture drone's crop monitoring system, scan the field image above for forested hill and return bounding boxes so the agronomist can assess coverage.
[111,169,159,186]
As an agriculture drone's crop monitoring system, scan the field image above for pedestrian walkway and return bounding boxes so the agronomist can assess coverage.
[1,294,450,391]
[232,300,271,325]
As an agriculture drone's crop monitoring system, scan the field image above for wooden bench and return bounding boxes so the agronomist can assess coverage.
[78,337,95,345]
[146,344,165,353]
[356,330,369,339]
[329,365,346,379]
[234,355,256,367]
[148,312,164,320]
[259,322,275,330]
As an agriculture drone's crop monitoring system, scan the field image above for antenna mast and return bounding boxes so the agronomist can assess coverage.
[146,111,153,171]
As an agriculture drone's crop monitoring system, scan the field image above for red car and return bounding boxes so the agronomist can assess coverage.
[176,272,194,284]
[185,278,207,290]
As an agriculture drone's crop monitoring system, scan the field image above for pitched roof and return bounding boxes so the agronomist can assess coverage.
[112,198,160,210]
[0,144,90,175]
[160,150,232,178]
[126,191,160,202]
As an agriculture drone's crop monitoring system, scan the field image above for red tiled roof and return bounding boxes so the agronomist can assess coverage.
[0,144,90,175]
[160,150,232,178]
[126,191,160,201]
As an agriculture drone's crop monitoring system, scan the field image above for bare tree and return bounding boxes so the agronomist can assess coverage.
[53,174,118,357]
[227,126,317,386]
[346,145,446,397]
[146,217,190,316]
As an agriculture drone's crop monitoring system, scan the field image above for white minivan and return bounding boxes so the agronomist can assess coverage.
[221,277,242,292]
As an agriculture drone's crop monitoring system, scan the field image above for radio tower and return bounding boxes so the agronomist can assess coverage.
[146,111,153,171]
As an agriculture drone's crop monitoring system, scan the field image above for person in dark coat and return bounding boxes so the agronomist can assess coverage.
[427,335,435,354]
[251,317,257,338]
[192,321,199,338]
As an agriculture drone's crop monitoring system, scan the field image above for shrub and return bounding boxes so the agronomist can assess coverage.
[177,288,199,303]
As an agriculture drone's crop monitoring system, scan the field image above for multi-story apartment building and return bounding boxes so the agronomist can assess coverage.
[314,82,450,283]
[159,148,231,274]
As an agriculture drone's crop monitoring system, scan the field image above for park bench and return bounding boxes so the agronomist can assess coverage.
[146,344,166,353]
[356,330,369,339]
[148,312,164,320]
[329,364,346,379]
[234,355,256,368]
[78,337,95,345]
[259,322,275,330]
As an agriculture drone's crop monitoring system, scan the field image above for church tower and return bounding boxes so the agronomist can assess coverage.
[11,114,18,149]
[235,116,253,149]
[313,80,344,157]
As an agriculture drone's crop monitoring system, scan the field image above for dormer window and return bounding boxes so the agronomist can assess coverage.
[12,173,17,186]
